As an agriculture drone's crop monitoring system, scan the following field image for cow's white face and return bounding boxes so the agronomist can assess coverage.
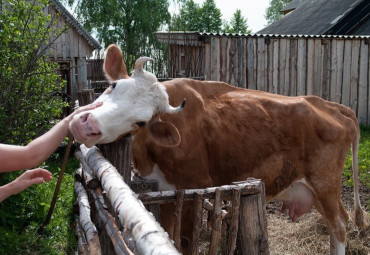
[69,45,185,147]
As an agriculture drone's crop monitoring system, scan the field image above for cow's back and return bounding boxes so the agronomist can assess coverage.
[133,79,359,197]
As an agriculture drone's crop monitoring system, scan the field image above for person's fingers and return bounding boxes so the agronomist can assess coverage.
[28,168,53,181]
[28,177,46,186]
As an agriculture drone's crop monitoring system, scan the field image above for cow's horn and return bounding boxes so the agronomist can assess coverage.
[134,57,153,71]
[167,98,186,114]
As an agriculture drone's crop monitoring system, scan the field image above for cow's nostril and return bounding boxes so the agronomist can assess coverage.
[79,113,90,123]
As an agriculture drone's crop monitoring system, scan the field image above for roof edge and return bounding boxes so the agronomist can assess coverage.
[50,0,102,50]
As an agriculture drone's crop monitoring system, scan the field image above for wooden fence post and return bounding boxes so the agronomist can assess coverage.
[236,181,269,255]
[76,89,95,107]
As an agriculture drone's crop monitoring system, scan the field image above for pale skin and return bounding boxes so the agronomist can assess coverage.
[0,102,102,202]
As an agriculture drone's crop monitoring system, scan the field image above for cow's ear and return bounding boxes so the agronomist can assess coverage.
[103,44,129,82]
[148,117,181,147]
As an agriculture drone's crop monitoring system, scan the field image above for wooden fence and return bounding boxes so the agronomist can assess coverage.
[157,33,370,125]
[74,144,269,255]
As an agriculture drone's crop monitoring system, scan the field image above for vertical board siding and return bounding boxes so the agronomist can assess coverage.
[358,40,368,124]
[166,35,369,125]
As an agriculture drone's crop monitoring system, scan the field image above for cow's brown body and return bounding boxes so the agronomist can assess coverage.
[69,45,366,255]
[131,78,363,253]
[134,78,357,196]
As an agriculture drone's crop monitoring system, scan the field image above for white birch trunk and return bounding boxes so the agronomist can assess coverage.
[80,145,180,255]
[74,181,102,255]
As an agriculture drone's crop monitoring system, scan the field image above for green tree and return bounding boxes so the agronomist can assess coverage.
[171,0,201,31]
[67,0,171,72]
[225,9,251,34]
[198,0,222,33]
[265,0,292,24]
[0,0,68,145]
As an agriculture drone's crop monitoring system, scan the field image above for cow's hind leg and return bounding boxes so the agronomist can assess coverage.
[314,194,349,255]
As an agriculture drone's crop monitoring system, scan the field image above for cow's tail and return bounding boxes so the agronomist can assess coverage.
[352,129,367,229]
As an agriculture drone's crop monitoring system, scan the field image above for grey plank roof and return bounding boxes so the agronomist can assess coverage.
[258,0,368,35]
[50,0,101,50]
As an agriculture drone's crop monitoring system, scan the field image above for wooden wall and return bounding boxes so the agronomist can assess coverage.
[43,4,97,102]
[165,35,370,125]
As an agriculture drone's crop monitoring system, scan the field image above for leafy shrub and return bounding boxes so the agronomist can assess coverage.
[0,0,68,145]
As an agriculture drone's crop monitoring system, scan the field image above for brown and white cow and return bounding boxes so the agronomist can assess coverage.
[70,44,367,255]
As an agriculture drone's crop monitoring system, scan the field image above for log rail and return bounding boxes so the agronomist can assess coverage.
[74,144,269,255]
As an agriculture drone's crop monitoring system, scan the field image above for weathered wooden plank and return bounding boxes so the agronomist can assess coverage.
[257,38,266,92]
[247,37,256,90]
[297,39,307,95]
[290,39,298,96]
[272,39,279,94]
[356,39,368,123]
[228,38,237,86]
[209,188,223,255]
[138,180,262,205]
[242,37,248,88]
[237,37,245,88]
[350,40,361,113]
[335,40,345,103]
[226,188,241,255]
[236,182,269,255]
[267,38,274,93]
[174,190,185,251]
[220,37,228,82]
[330,39,338,102]
[321,39,331,100]
[342,40,352,106]
[314,39,322,97]
[204,42,211,80]
[211,37,220,81]
[191,192,204,255]
[278,39,287,95]
[368,49,370,126]
[306,39,315,95]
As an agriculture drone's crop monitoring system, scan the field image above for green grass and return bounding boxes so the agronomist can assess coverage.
[0,147,79,255]
[343,125,370,189]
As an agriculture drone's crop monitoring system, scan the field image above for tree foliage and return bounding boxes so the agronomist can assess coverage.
[170,0,201,31]
[67,0,171,72]
[265,0,292,24]
[170,0,222,33]
[198,0,222,33]
[225,9,251,34]
[0,0,68,145]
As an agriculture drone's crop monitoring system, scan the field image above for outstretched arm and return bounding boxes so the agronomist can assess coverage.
[0,168,53,202]
[0,102,102,172]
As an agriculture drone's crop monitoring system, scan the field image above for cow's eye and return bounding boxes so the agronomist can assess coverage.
[112,82,117,89]
[136,121,146,127]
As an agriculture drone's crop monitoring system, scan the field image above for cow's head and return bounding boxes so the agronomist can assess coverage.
[69,44,185,148]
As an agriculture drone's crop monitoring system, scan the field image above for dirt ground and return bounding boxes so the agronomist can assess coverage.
[266,184,370,255]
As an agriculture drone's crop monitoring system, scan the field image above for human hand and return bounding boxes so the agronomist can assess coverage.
[11,168,53,194]
[66,102,103,122]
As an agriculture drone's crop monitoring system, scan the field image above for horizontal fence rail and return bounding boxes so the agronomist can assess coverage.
[74,144,269,255]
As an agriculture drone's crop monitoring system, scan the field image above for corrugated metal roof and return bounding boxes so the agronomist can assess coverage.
[50,0,102,50]
[197,32,370,39]
[257,0,368,36]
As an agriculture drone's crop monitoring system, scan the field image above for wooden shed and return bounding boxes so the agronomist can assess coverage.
[156,32,370,126]
[45,0,102,105]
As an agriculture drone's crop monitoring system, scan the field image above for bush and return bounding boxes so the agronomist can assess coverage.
[0,0,68,145]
